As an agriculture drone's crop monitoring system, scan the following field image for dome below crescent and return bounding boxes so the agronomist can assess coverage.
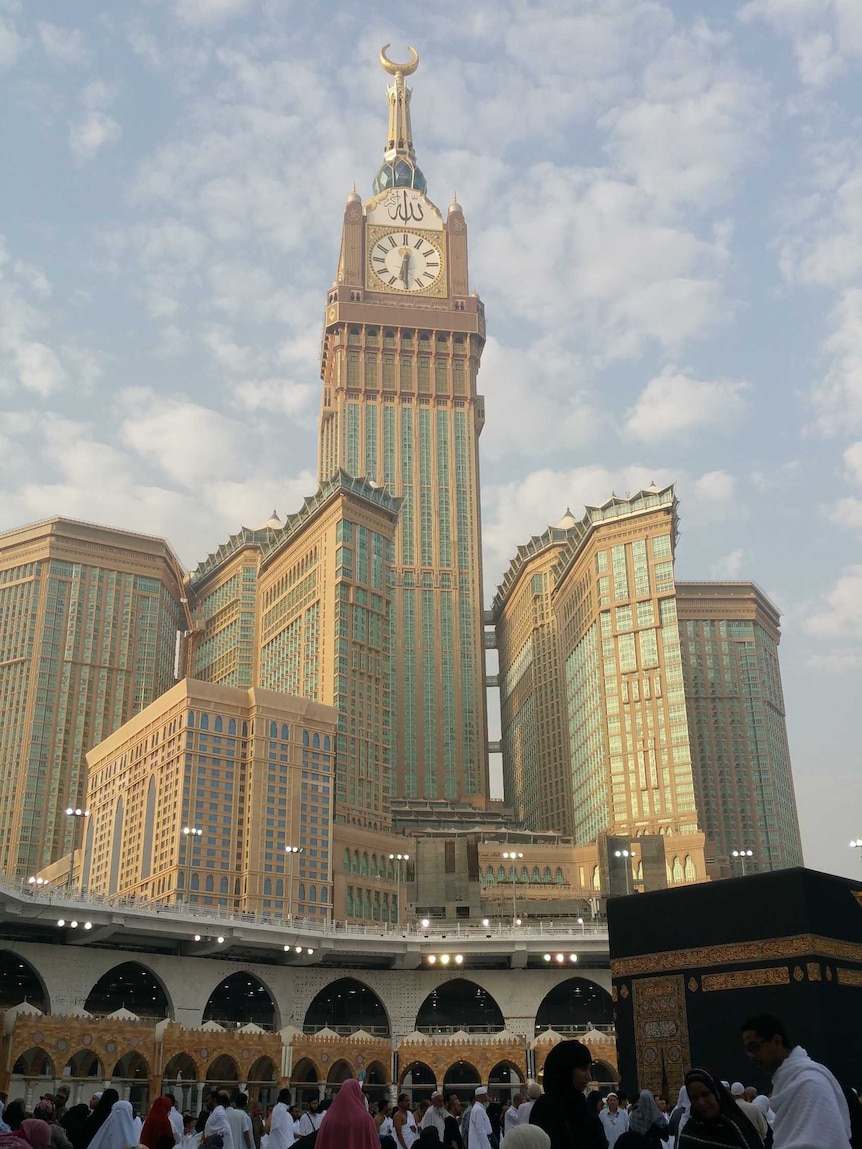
[373,158,427,195]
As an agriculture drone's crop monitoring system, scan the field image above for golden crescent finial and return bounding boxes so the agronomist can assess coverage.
[379,44,419,77]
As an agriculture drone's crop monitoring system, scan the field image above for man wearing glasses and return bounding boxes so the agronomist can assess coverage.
[740,1013,852,1148]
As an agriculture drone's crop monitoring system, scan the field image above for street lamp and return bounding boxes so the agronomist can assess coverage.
[285,845,303,920]
[613,849,632,895]
[388,852,409,925]
[65,807,90,891]
[502,851,524,923]
[731,848,754,876]
[27,876,48,892]
[182,826,202,901]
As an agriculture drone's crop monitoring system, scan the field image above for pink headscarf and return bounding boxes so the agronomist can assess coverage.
[315,1081,378,1149]
[19,1122,51,1149]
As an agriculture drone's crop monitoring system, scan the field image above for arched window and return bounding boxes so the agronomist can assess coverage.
[242,722,248,737]
[672,856,683,882]
[636,861,643,881]
[187,712,195,728]
[485,866,495,884]
[177,871,184,888]
[270,721,278,738]
[344,849,351,871]
[309,886,317,902]
[555,867,564,884]
[263,878,272,896]
[684,855,696,881]
[220,876,228,894]
[323,735,331,751]
[353,850,360,873]
[228,719,236,735]
[361,853,369,875]
[313,732,320,749]
[592,866,601,890]
[532,865,541,881]
[346,887,354,916]
[521,865,529,882]
[370,854,377,877]
[320,887,328,904]
[205,875,214,892]
[543,866,552,882]
[191,873,199,891]
[298,884,306,900]
[303,731,309,746]
[214,716,223,733]
[200,713,209,730]
[282,724,290,740]
[497,866,506,881]
[276,879,284,896]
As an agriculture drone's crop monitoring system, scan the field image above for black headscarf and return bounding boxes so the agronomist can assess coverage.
[81,1091,120,1149]
[3,1103,27,1132]
[530,1041,607,1149]
[679,1070,761,1149]
[60,1105,91,1149]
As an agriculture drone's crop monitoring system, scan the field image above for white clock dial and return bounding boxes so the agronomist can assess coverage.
[369,231,442,292]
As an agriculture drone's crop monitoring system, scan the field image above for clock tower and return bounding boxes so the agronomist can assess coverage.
[318,46,489,808]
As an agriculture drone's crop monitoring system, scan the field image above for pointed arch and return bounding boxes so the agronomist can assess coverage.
[85,960,172,1019]
[206,1054,239,1083]
[416,979,504,1032]
[203,971,279,1030]
[11,1047,54,1077]
[534,977,613,1034]
[0,950,49,1011]
[327,1059,353,1085]
[64,1050,103,1078]
[304,977,390,1035]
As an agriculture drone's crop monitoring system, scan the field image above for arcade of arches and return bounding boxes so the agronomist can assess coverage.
[0,951,617,1108]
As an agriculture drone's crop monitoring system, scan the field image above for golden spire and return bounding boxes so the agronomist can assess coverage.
[373,45,426,195]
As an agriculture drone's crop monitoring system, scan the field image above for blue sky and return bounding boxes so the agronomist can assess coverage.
[2,0,861,879]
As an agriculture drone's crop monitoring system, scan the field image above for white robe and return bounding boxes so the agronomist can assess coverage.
[769,1044,852,1149]
[169,1109,185,1145]
[205,1106,235,1149]
[468,1104,492,1149]
[599,1108,629,1149]
[268,1104,292,1149]
[420,1108,446,1140]
[88,1101,139,1149]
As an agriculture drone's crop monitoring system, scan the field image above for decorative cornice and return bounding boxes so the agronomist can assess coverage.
[611,932,862,979]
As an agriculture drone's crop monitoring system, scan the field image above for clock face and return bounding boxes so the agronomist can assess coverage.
[369,231,443,292]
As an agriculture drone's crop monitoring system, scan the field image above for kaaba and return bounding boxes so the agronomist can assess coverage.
[608,866,862,1098]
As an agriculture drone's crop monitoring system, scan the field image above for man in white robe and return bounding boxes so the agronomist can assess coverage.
[204,1092,235,1149]
[420,1093,446,1142]
[467,1089,492,1149]
[742,1012,851,1149]
[267,1090,293,1149]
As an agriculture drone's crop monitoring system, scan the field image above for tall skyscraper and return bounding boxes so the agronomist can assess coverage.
[676,582,803,875]
[0,518,186,878]
[316,47,489,807]
[495,488,803,883]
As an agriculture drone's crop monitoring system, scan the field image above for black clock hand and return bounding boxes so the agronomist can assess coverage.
[400,251,410,286]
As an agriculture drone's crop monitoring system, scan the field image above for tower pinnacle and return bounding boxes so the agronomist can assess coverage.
[373,44,427,196]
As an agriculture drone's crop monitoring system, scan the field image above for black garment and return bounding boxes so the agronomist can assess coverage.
[61,1105,91,1149]
[443,1116,463,1149]
[614,1136,652,1149]
[641,1124,669,1147]
[197,1108,213,1136]
[82,1090,120,1149]
[530,1094,607,1149]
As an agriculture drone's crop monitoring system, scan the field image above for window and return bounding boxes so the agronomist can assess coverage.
[200,713,209,731]
[214,716,223,733]
[205,875,214,892]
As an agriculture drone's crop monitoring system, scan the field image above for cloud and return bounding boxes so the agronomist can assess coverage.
[233,378,315,419]
[807,649,862,672]
[16,341,67,395]
[69,111,122,160]
[812,288,862,432]
[825,496,862,533]
[0,3,23,69]
[780,149,862,290]
[624,368,749,442]
[711,548,747,579]
[805,565,862,637]
[845,441,862,485]
[739,0,862,87]
[173,0,252,28]
[38,21,91,67]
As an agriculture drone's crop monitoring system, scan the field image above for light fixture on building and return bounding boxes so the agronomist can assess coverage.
[427,955,437,964]
[306,949,314,955]
[28,876,48,887]
[70,920,78,928]
[195,935,202,942]
[440,954,450,965]
[295,945,302,953]
[555,953,565,963]
[454,954,464,965]
[84,921,92,930]
[217,936,224,944]
[481,918,490,927]
[569,954,578,962]
[421,918,430,928]
[543,954,551,962]
[57,919,65,927]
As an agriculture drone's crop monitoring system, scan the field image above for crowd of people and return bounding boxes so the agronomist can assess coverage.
[0,1014,858,1149]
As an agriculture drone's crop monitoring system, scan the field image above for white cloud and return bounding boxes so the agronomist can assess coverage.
[825,496,862,532]
[69,111,122,160]
[16,341,67,395]
[38,21,91,67]
[0,2,23,69]
[173,0,251,28]
[740,0,862,87]
[233,378,315,419]
[805,565,862,637]
[807,649,862,671]
[118,389,251,489]
[845,441,862,485]
[624,368,749,442]
[692,470,737,504]
[812,288,862,432]
[711,548,747,579]
[780,151,862,290]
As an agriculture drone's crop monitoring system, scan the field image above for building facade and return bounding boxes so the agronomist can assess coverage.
[0,518,186,880]
[83,678,338,920]
[676,581,803,875]
[317,48,489,809]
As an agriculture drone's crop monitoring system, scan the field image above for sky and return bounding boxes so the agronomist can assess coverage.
[2,0,861,880]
